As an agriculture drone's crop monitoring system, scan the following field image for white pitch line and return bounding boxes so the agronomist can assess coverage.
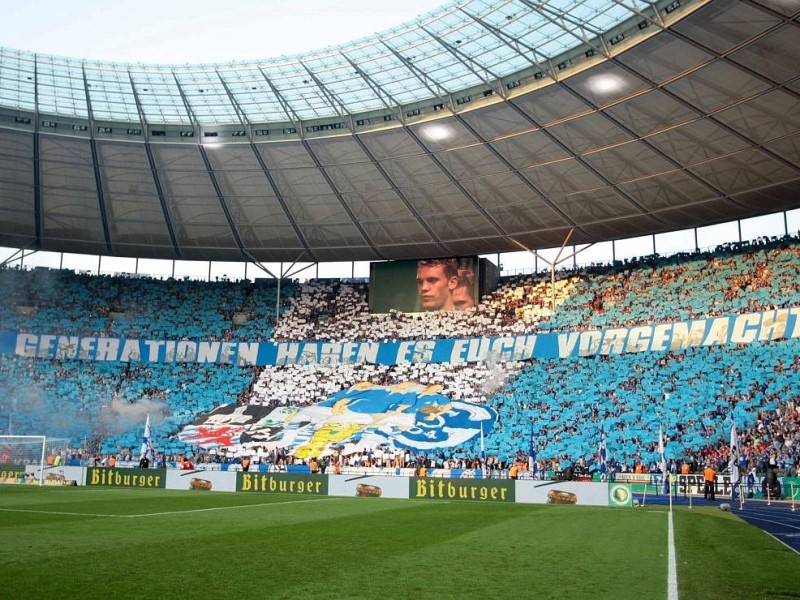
[0,497,340,519]
[761,530,800,556]
[0,508,123,518]
[667,510,678,600]
[123,497,337,518]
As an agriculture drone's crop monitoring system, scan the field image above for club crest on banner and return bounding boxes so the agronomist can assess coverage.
[178,382,497,457]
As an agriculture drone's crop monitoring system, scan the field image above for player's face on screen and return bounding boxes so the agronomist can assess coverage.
[451,283,474,310]
[417,264,457,311]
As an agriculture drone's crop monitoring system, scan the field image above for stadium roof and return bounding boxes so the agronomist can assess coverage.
[0,0,799,263]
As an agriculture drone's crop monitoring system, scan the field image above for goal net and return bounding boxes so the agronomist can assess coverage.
[0,435,47,485]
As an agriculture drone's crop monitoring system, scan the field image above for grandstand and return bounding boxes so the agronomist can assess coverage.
[0,0,798,498]
[0,236,798,473]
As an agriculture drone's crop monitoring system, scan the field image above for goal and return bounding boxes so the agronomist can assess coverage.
[0,435,46,485]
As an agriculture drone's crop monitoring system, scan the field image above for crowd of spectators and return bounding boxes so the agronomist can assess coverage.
[272,235,800,342]
[459,339,800,476]
[0,353,257,457]
[271,276,581,342]
[0,233,798,476]
[247,360,520,407]
[0,269,290,341]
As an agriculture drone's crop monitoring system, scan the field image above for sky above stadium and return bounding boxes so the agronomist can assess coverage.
[0,0,445,63]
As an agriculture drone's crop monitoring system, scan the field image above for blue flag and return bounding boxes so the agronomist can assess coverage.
[659,425,669,494]
[598,429,608,480]
[140,414,155,462]
[730,422,740,499]
[480,421,486,463]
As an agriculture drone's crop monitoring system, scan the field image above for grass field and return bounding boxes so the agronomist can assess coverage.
[0,487,798,599]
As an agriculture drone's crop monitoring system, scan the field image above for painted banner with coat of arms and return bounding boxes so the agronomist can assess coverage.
[178,382,497,458]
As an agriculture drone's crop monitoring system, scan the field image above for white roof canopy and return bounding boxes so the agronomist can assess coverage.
[0,0,798,262]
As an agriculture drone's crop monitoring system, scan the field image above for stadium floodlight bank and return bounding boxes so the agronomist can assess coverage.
[0,435,47,485]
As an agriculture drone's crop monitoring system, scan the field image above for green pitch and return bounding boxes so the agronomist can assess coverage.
[0,487,797,599]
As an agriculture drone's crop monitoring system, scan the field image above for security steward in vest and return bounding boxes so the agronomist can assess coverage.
[703,464,716,501]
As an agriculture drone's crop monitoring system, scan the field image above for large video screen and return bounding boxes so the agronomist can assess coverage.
[369,257,480,313]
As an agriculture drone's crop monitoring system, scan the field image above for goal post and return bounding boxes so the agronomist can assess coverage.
[0,435,47,486]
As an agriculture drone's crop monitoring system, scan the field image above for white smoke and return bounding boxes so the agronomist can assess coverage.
[478,358,519,397]
[97,396,167,436]
[0,378,93,440]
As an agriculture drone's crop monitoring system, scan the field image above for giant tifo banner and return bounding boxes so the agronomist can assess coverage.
[178,382,497,457]
[2,307,799,366]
